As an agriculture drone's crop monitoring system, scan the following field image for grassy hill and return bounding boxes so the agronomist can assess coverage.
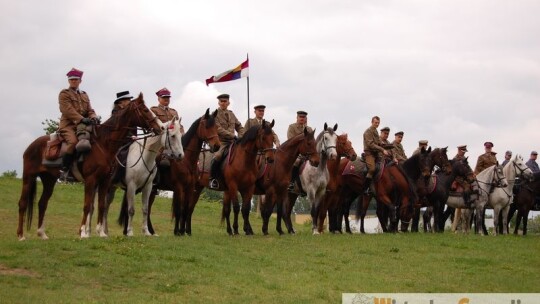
[0,177,539,303]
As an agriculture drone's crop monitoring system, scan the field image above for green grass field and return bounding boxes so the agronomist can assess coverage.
[0,177,539,303]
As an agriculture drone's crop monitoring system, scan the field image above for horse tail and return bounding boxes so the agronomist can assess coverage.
[117,192,129,230]
[25,177,37,231]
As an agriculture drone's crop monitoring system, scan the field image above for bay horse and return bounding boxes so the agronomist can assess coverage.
[194,121,276,235]
[509,172,540,235]
[253,127,320,235]
[143,109,221,236]
[423,158,475,232]
[320,134,357,234]
[287,123,338,234]
[17,93,162,240]
[112,117,184,236]
[482,155,533,235]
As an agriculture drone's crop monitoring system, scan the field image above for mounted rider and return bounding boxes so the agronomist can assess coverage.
[392,131,407,164]
[58,68,99,179]
[362,116,389,194]
[474,141,498,175]
[208,93,245,189]
[287,110,313,191]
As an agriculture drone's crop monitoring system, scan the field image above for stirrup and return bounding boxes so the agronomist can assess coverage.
[209,179,219,189]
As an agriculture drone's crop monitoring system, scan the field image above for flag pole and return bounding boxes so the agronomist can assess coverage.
[246,53,250,120]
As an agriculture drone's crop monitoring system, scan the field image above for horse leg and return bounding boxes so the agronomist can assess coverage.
[232,194,241,235]
[96,182,111,237]
[492,206,501,236]
[184,188,195,236]
[411,207,420,233]
[35,175,56,240]
[240,191,254,235]
[80,181,97,238]
[522,210,529,236]
[18,172,39,241]
[140,184,153,236]
[222,192,233,236]
[514,209,522,235]
[147,187,157,235]
[284,193,298,234]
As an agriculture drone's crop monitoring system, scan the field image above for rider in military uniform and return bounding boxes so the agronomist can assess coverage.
[474,141,498,175]
[412,140,428,156]
[379,126,395,161]
[287,110,313,191]
[244,104,280,147]
[453,145,468,162]
[363,116,389,193]
[392,131,407,164]
[208,93,245,189]
[58,68,98,178]
[151,87,184,134]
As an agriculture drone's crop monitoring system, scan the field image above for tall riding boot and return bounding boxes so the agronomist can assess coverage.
[288,166,299,191]
[60,153,74,181]
[363,177,372,195]
[209,159,220,189]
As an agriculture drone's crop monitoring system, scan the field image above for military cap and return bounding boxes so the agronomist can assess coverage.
[457,145,468,152]
[484,141,494,148]
[253,105,266,110]
[505,150,512,156]
[217,93,230,100]
[532,151,538,155]
[395,131,404,136]
[156,87,171,97]
[297,110,308,116]
[419,140,428,145]
[380,127,390,132]
[114,91,133,104]
[66,68,83,79]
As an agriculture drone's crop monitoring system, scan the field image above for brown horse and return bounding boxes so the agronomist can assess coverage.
[509,172,540,235]
[194,121,276,235]
[320,134,357,234]
[17,94,162,240]
[253,128,320,235]
[119,109,220,236]
[338,158,370,233]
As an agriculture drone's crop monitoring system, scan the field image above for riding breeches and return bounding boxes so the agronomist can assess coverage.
[58,127,77,154]
[364,153,376,179]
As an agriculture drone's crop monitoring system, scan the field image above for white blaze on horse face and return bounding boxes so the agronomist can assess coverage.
[324,132,338,160]
[162,120,184,160]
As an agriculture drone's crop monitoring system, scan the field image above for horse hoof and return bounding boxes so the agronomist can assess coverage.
[37,229,49,240]
[18,236,26,241]
[312,231,320,235]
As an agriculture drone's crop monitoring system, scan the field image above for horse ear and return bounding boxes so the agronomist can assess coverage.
[204,108,210,118]
[138,92,144,101]
[270,119,275,128]
[212,109,218,117]
[427,146,432,153]
[324,122,328,130]
[333,123,338,131]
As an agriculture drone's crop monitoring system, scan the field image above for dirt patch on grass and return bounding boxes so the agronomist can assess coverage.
[0,264,40,278]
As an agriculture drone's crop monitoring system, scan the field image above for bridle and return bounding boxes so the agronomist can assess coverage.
[320,131,337,156]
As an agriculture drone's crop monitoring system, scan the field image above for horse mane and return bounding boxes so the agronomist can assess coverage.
[182,117,202,147]
[237,125,261,145]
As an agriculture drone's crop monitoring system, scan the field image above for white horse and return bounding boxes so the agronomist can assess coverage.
[446,164,506,234]
[98,117,184,237]
[299,123,338,234]
[485,154,533,235]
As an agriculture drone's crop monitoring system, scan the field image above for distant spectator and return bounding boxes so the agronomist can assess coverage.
[526,151,539,173]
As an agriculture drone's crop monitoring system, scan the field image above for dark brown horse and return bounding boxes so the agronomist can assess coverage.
[193,121,276,235]
[254,128,320,235]
[337,158,369,233]
[120,109,220,236]
[17,94,162,240]
[320,134,357,234]
[410,147,452,232]
[509,172,540,235]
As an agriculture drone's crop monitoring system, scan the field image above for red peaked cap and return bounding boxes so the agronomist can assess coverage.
[156,87,171,97]
[66,68,83,79]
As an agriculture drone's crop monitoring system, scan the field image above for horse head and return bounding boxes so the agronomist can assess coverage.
[129,93,162,135]
[199,108,221,152]
[493,163,508,188]
[318,123,338,161]
[336,133,357,161]
[430,147,452,175]
[258,119,275,164]
[161,117,184,160]
[510,154,534,180]
[301,128,320,167]
[419,147,433,178]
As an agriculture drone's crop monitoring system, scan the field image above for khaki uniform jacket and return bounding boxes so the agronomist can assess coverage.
[287,123,313,140]
[453,154,465,162]
[474,152,497,175]
[151,105,184,134]
[58,88,96,130]
[393,141,407,162]
[244,118,280,146]
[363,126,384,154]
[380,139,394,159]
[216,108,245,143]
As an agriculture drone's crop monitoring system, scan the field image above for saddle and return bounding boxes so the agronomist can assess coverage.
[42,125,95,167]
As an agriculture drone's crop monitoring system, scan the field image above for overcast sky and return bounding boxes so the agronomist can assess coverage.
[1,0,539,176]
